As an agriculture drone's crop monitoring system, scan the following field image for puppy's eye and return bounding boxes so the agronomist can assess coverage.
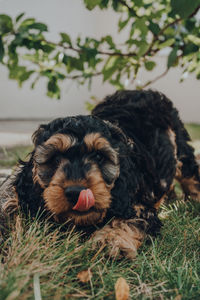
[42,154,61,167]
[96,151,105,163]
[50,155,61,166]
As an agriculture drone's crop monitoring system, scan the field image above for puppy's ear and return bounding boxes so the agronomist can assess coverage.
[103,120,128,145]
[32,124,48,146]
[14,156,44,217]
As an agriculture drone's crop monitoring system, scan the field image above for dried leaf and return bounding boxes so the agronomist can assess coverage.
[77,269,92,283]
[174,296,182,300]
[115,277,130,300]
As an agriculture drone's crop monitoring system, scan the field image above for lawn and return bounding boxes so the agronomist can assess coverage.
[0,124,200,299]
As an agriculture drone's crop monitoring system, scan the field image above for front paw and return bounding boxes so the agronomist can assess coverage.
[91,219,144,259]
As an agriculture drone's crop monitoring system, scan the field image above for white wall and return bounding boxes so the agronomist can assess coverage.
[0,0,199,123]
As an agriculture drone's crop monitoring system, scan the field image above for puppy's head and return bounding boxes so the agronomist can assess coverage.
[31,116,126,226]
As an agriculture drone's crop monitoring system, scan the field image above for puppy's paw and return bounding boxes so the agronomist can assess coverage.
[91,219,145,259]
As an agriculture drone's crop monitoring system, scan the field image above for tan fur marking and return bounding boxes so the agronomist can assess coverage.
[45,133,76,152]
[178,176,200,202]
[167,128,182,179]
[175,160,183,178]
[92,219,146,259]
[154,195,166,209]
[167,128,177,158]
[84,133,107,152]
[2,188,19,215]
[43,185,70,215]
[84,133,118,165]
[133,204,145,217]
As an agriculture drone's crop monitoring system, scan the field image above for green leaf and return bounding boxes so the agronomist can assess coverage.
[102,35,116,49]
[0,14,13,34]
[15,12,25,23]
[64,56,84,72]
[183,43,198,55]
[196,70,200,80]
[167,47,178,69]
[19,18,35,30]
[8,43,18,65]
[158,38,175,50]
[170,0,200,19]
[47,77,60,99]
[135,19,148,36]
[0,36,4,62]
[60,33,72,46]
[137,41,149,57]
[8,65,33,86]
[85,101,95,112]
[118,18,129,32]
[103,55,119,71]
[84,0,101,10]
[187,35,200,46]
[103,56,119,81]
[144,61,156,71]
[149,21,160,35]
[40,42,55,53]
[103,65,118,81]
[19,70,34,86]
[134,0,144,7]
[28,22,48,32]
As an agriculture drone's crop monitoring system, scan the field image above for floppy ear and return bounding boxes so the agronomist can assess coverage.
[14,154,45,217]
[108,153,141,219]
[32,124,48,146]
[108,140,161,219]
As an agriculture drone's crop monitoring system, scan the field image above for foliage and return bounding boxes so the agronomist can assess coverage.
[0,0,200,98]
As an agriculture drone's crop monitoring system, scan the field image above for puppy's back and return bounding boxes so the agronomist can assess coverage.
[92,89,183,143]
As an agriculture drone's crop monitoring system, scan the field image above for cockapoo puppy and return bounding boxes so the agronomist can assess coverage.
[1,90,199,258]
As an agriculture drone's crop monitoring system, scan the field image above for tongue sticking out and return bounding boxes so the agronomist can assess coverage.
[72,189,95,212]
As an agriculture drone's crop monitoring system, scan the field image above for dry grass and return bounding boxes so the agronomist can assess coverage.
[0,200,200,299]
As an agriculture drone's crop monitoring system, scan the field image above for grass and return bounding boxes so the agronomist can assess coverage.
[0,145,33,168]
[0,201,200,299]
[0,123,199,299]
[185,123,200,141]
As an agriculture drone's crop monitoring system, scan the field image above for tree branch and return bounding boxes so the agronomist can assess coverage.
[118,0,138,17]
[139,68,169,89]
[143,4,200,57]
[65,71,102,80]
[44,40,137,57]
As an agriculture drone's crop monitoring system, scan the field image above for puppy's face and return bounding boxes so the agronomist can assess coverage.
[33,129,120,226]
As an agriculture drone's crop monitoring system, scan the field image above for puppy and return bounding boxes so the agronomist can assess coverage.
[1,90,200,258]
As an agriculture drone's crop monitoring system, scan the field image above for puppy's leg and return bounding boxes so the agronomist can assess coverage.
[176,159,200,201]
[150,128,178,208]
[174,126,200,201]
[91,218,147,259]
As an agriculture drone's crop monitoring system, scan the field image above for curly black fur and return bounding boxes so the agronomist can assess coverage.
[9,90,200,237]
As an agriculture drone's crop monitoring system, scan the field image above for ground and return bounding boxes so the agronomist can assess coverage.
[0,124,200,299]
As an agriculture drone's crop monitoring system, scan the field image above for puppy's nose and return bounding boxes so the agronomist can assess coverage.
[65,186,85,204]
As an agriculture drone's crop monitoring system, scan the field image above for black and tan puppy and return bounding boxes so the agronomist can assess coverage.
[1,90,200,258]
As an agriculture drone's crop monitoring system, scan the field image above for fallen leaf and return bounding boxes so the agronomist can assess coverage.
[174,296,182,300]
[115,277,130,300]
[77,269,92,283]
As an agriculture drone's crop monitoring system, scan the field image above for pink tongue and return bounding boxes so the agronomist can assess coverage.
[72,189,95,212]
